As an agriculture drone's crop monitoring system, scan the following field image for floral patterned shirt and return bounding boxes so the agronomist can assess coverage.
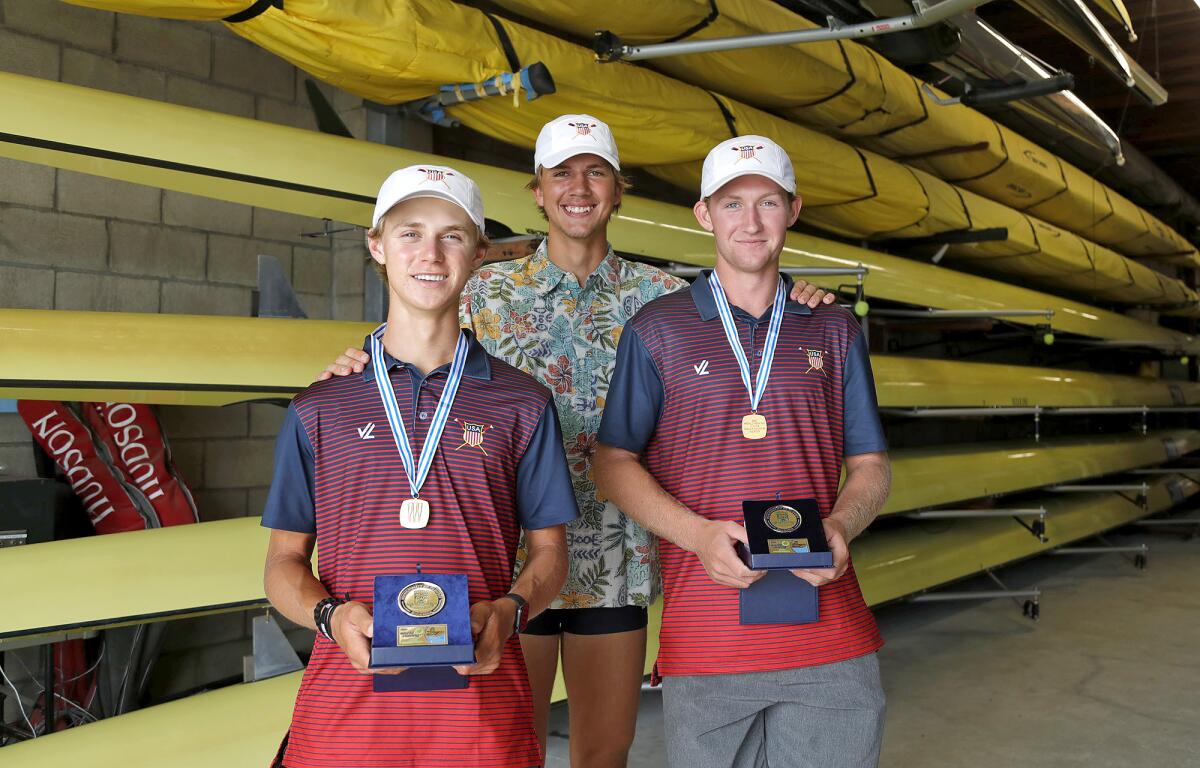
[461,241,688,609]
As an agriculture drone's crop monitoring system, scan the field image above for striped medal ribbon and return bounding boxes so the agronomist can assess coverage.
[708,271,786,440]
[369,328,470,528]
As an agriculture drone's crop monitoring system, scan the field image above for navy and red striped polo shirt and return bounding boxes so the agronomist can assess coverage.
[263,329,578,768]
[598,270,887,678]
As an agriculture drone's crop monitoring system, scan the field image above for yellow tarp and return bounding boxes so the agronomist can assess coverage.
[62,0,1196,308]
[492,0,1191,264]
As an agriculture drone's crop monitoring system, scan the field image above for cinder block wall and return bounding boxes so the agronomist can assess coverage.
[0,0,373,702]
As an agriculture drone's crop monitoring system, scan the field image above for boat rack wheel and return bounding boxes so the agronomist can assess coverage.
[1022,599,1040,621]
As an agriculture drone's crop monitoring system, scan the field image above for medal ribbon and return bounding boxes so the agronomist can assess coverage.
[708,271,786,414]
[369,327,470,499]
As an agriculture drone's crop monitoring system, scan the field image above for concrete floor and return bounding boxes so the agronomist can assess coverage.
[545,527,1200,767]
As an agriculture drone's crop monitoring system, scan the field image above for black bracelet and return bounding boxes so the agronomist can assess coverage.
[313,596,346,642]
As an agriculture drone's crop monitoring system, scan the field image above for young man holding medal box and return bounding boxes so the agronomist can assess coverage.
[594,136,892,768]
[262,165,578,768]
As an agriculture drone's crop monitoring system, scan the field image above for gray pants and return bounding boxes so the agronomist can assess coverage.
[662,653,886,768]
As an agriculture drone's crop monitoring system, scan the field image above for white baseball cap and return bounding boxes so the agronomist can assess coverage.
[533,114,621,172]
[700,135,796,199]
[371,164,485,231]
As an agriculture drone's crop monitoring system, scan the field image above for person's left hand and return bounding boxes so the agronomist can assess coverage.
[790,517,850,586]
[453,598,516,675]
[789,280,837,309]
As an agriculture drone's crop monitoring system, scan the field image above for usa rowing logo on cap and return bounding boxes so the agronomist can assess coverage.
[732,144,765,163]
[568,122,597,139]
[454,418,492,456]
[418,167,454,188]
[804,348,828,377]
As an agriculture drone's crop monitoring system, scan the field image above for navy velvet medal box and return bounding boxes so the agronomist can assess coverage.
[736,499,832,625]
[370,573,475,692]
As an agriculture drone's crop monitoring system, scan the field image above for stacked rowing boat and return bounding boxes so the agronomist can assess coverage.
[1,0,1197,755]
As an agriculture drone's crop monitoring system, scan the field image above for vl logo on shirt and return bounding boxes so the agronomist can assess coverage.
[357,422,376,440]
[694,360,710,375]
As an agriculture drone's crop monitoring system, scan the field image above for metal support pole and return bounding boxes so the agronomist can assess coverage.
[1130,468,1200,474]
[905,508,1046,519]
[1131,518,1200,526]
[1048,483,1149,493]
[881,406,1043,417]
[1051,544,1148,555]
[1052,536,1149,568]
[906,507,1047,541]
[910,589,1041,601]
[909,568,1041,619]
[43,641,53,736]
[869,308,1054,320]
[595,0,995,61]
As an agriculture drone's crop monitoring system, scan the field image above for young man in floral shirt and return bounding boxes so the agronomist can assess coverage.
[322,115,833,767]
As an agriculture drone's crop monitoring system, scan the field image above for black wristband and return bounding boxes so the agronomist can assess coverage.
[313,596,346,642]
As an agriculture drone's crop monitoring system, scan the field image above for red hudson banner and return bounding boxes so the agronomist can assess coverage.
[17,400,151,534]
[81,403,198,527]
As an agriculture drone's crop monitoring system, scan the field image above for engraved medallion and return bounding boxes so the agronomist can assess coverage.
[399,498,430,529]
[398,581,446,618]
[742,413,768,440]
[764,504,802,533]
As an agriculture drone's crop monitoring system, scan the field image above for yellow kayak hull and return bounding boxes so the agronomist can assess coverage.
[0,74,1193,349]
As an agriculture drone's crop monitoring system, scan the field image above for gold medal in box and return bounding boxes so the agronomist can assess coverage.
[396,581,448,646]
[398,581,446,618]
[764,504,802,533]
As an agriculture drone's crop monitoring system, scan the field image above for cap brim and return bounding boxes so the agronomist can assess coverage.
[536,147,621,172]
[376,189,484,230]
[701,169,795,199]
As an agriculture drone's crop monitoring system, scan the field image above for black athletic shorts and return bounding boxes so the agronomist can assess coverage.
[521,605,648,636]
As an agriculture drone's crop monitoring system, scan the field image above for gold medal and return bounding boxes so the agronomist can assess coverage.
[742,413,767,440]
[398,581,446,618]
[764,504,802,533]
[399,498,430,529]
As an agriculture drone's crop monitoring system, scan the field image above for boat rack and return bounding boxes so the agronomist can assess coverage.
[1051,534,1149,570]
[905,507,1048,542]
[909,568,1041,620]
[593,0,994,61]
[881,405,1200,441]
[869,307,1055,346]
[1049,482,1149,509]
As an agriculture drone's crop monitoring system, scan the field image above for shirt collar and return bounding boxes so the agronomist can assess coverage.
[361,326,491,382]
[690,270,813,321]
[528,239,622,296]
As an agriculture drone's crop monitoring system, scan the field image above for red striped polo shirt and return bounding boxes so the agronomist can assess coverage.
[598,271,887,677]
[263,330,578,767]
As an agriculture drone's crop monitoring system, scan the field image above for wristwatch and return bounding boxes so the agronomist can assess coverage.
[502,592,529,634]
